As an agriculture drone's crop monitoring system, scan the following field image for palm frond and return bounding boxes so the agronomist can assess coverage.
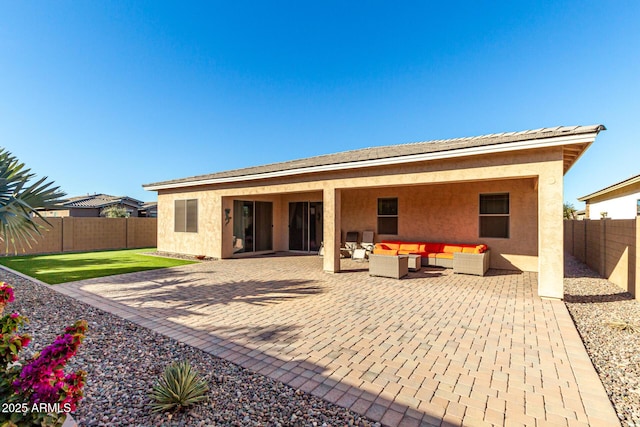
[0,147,66,254]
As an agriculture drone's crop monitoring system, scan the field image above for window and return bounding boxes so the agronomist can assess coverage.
[479,193,509,238]
[637,199,640,216]
[378,197,398,235]
[175,199,198,232]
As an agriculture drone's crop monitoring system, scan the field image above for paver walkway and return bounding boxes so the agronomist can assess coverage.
[50,254,619,426]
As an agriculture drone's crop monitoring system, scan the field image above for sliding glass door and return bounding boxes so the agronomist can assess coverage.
[233,201,272,254]
[288,202,323,252]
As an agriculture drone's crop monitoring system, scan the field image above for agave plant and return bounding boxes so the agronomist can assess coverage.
[606,320,640,334]
[149,360,209,412]
[0,148,65,253]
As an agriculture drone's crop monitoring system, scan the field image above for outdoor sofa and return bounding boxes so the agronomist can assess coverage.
[373,240,490,276]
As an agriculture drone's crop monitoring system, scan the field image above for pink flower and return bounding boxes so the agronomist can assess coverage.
[13,320,87,407]
[0,282,15,305]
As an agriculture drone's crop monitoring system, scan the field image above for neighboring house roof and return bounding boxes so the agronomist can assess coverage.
[144,124,605,191]
[578,173,640,202]
[58,194,143,209]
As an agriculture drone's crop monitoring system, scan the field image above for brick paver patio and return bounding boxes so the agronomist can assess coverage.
[49,254,618,426]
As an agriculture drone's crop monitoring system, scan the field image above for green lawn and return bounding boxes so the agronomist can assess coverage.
[0,248,197,284]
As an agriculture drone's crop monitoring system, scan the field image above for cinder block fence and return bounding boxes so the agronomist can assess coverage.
[564,219,639,298]
[4,217,157,256]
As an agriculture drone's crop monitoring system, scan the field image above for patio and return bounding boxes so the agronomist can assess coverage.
[50,254,618,426]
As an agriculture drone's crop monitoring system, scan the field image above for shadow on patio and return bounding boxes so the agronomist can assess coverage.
[48,254,619,426]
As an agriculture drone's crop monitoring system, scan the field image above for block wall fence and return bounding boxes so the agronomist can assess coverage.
[564,219,640,298]
[4,217,157,256]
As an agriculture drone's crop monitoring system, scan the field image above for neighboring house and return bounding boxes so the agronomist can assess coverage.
[578,174,640,219]
[39,194,144,218]
[143,125,606,299]
[139,201,158,218]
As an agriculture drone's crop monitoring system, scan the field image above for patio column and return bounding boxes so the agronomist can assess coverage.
[220,196,234,259]
[538,163,564,299]
[323,187,341,273]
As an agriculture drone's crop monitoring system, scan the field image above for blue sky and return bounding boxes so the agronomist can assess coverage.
[1,1,638,207]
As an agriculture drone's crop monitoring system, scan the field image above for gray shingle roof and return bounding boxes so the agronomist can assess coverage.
[145,125,605,188]
[62,194,143,209]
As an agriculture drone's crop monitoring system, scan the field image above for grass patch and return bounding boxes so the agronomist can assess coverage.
[0,248,197,284]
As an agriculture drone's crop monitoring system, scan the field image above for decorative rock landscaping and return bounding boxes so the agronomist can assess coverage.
[564,254,640,427]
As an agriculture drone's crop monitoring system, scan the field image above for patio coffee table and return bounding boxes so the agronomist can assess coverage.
[407,254,421,271]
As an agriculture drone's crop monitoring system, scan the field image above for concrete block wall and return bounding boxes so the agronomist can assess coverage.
[565,219,637,298]
[4,217,157,256]
[127,217,158,248]
[604,220,636,296]
[586,220,602,271]
[69,218,127,251]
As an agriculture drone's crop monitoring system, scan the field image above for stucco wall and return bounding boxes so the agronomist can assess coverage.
[340,179,538,271]
[153,146,572,297]
[584,180,640,220]
[158,190,328,258]
[155,147,563,276]
[587,192,640,219]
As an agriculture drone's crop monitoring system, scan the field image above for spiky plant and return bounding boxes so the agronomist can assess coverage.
[0,148,65,253]
[606,320,640,334]
[149,361,209,412]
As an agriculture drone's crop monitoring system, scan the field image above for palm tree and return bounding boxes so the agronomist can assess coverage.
[101,205,129,218]
[0,148,66,253]
[563,202,576,220]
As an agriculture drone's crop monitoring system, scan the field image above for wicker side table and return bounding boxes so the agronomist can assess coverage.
[407,254,421,271]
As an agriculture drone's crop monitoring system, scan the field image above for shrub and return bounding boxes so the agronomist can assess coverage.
[0,282,15,314]
[149,360,209,412]
[0,283,87,427]
[607,319,640,334]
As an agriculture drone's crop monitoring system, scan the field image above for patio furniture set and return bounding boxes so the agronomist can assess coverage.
[341,232,491,279]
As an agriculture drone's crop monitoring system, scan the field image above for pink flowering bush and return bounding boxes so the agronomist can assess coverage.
[0,282,15,312]
[0,283,87,427]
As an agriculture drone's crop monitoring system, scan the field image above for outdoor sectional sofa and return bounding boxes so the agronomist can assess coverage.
[372,240,490,276]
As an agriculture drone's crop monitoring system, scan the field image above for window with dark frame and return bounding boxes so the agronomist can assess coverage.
[637,199,640,216]
[378,197,398,235]
[479,193,509,238]
[175,199,198,233]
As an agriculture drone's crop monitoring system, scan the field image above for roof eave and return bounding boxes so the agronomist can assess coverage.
[144,130,602,192]
[578,174,640,202]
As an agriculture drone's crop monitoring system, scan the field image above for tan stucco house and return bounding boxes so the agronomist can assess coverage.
[143,124,605,299]
[38,194,144,218]
[578,173,640,219]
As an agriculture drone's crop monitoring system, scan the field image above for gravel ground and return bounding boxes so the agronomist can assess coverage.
[0,269,378,427]
[564,254,640,427]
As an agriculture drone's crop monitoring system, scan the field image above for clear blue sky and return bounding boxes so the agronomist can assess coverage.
[1,1,638,207]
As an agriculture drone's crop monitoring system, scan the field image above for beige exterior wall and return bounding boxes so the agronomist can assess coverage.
[40,210,72,217]
[340,179,538,271]
[156,147,566,297]
[3,217,157,256]
[584,181,640,220]
[565,218,638,298]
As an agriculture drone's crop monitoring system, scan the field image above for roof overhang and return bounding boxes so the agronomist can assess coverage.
[578,174,640,202]
[144,129,602,192]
